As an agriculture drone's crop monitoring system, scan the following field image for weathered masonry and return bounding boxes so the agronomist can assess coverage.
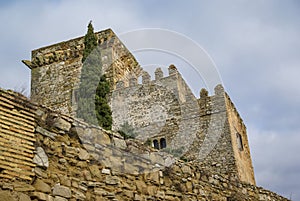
[3,27,288,200]
[0,89,36,181]
[0,88,289,200]
[23,28,255,185]
[22,29,142,117]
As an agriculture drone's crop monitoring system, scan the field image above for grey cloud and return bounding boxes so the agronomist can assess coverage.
[0,0,299,199]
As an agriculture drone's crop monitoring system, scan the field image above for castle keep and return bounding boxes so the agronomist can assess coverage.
[0,28,289,200]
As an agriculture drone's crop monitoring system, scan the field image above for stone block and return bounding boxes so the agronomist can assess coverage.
[95,131,111,145]
[105,175,120,185]
[0,190,16,201]
[135,180,147,194]
[101,168,111,175]
[33,179,51,193]
[33,147,49,168]
[36,126,57,139]
[53,117,71,132]
[78,148,90,160]
[13,183,35,192]
[113,137,127,149]
[19,193,31,201]
[31,192,54,201]
[89,165,101,178]
[52,184,71,198]
[54,196,68,201]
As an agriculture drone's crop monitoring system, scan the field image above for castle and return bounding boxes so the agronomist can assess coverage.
[0,28,289,200]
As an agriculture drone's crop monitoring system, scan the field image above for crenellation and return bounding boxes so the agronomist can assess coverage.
[168,64,178,75]
[142,71,151,84]
[154,67,163,80]
[129,75,138,87]
[200,88,209,98]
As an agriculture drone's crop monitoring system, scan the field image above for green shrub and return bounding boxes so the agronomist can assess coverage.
[118,122,137,140]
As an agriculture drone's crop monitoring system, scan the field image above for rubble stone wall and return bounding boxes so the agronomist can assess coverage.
[111,67,255,185]
[0,89,290,200]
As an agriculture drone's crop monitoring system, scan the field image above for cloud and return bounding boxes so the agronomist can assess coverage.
[0,0,145,91]
[0,0,299,199]
[249,126,300,200]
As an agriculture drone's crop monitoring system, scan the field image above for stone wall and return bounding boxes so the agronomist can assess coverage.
[186,85,255,185]
[24,29,256,186]
[23,29,141,117]
[111,65,201,155]
[111,65,254,185]
[225,93,256,185]
[0,88,289,200]
[187,85,238,179]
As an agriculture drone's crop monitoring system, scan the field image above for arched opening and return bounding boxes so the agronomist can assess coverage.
[236,133,244,151]
[153,139,159,150]
[160,138,167,149]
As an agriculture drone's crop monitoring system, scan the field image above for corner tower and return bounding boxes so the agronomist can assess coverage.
[190,85,256,185]
[23,29,142,116]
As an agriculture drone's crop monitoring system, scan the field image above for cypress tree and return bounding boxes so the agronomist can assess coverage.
[77,21,112,130]
[82,21,98,63]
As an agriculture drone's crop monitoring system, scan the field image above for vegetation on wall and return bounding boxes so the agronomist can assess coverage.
[118,121,137,140]
[77,21,112,129]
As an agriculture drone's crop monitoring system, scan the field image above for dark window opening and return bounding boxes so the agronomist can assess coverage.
[153,139,159,150]
[236,133,244,151]
[160,138,167,149]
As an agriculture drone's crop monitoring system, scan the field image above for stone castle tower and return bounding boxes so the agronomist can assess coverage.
[23,29,142,117]
[23,29,255,185]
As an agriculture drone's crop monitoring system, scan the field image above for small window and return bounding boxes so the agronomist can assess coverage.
[160,138,167,149]
[153,139,159,150]
[236,133,244,151]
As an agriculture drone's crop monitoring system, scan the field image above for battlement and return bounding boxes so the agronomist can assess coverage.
[115,65,180,90]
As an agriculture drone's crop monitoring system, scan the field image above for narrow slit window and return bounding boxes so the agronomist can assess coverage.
[236,133,244,151]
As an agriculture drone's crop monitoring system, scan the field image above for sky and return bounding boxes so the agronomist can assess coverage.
[0,0,299,199]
